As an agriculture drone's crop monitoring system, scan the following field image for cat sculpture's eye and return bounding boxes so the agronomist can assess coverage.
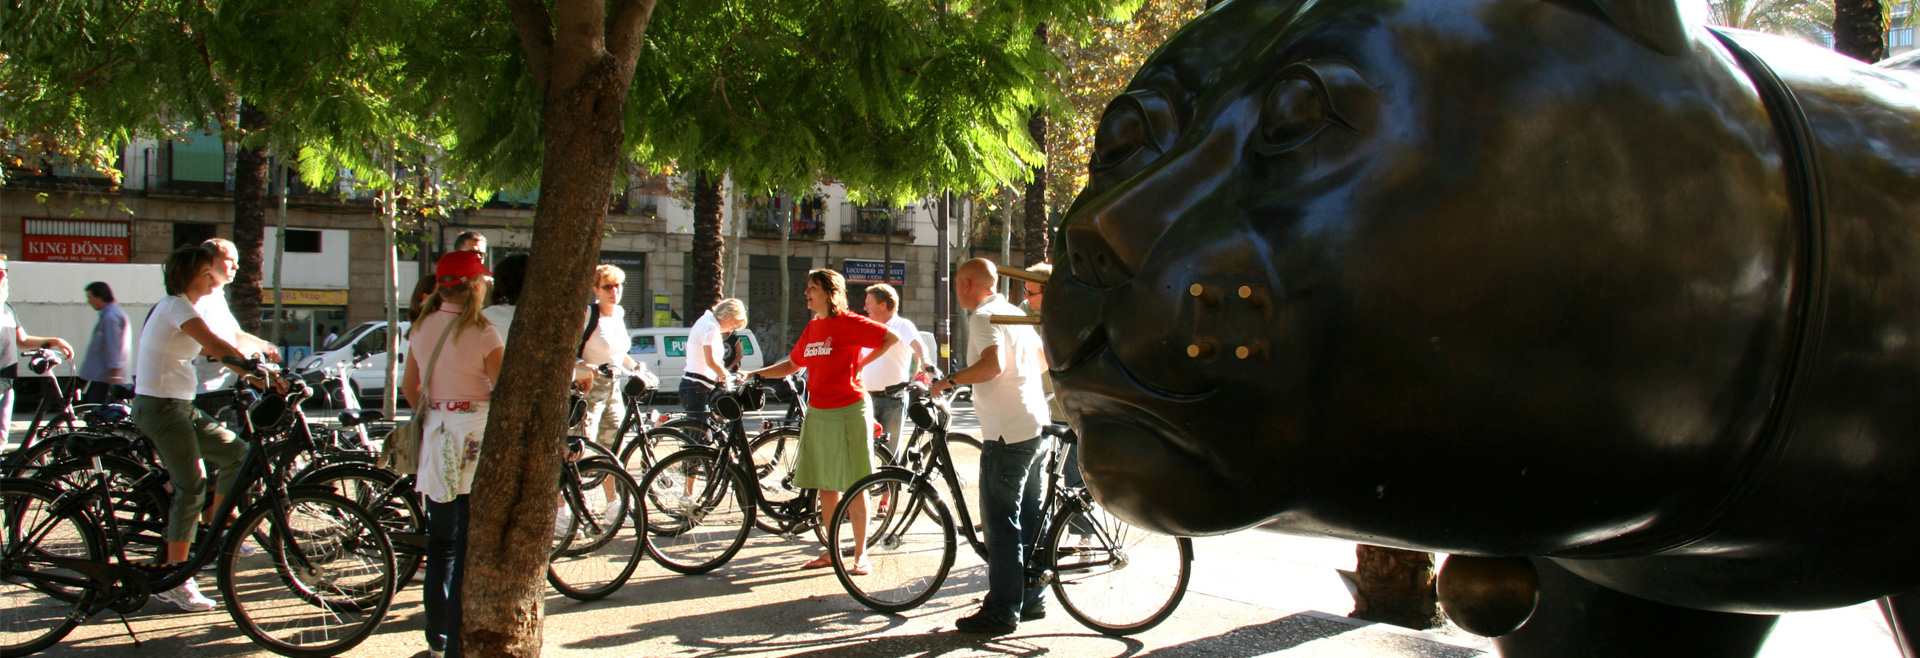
[1257,62,1363,153]
[1091,89,1181,174]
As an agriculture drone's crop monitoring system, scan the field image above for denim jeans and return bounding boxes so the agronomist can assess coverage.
[678,378,714,423]
[979,437,1050,622]
[424,495,469,657]
[868,391,906,456]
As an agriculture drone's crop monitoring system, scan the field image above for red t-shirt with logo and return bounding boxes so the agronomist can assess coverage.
[788,311,890,409]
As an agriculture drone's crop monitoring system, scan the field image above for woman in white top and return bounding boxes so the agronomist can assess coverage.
[128,245,272,611]
[679,298,748,421]
[572,264,655,449]
[401,252,503,658]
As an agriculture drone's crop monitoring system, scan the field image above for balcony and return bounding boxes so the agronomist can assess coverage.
[838,208,914,242]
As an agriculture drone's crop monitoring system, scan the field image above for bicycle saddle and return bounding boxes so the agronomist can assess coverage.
[337,410,385,427]
[1041,424,1076,444]
[85,404,131,424]
[62,433,134,459]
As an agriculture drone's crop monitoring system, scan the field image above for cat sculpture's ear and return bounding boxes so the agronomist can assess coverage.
[1560,0,1690,56]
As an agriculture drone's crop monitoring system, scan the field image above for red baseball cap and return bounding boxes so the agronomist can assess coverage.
[435,251,491,287]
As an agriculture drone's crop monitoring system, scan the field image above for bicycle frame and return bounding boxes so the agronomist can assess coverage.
[6,382,336,614]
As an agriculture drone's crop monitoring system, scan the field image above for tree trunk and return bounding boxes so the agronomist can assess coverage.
[230,102,270,334]
[690,169,725,320]
[1341,545,1444,629]
[1022,23,1050,268]
[470,1,657,655]
[1833,0,1887,63]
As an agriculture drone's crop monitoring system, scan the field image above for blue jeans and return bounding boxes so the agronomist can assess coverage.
[979,437,1050,622]
[424,496,469,657]
[868,391,906,456]
[678,378,714,421]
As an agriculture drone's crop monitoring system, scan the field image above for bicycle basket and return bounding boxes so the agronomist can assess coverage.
[713,392,745,421]
[622,375,651,398]
[248,393,296,432]
[567,393,588,427]
[909,401,937,430]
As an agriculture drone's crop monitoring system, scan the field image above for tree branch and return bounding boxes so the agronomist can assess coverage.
[506,0,556,97]
[606,0,658,67]
[548,0,608,91]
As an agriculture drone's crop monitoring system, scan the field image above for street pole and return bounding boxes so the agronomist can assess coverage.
[935,191,951,370]
[270,158,288,345]
[380,154,400,418]
[778,192,792,354]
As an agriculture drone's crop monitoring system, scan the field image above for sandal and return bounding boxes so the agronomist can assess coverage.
[849,559,873,576]
[801,554,834,570]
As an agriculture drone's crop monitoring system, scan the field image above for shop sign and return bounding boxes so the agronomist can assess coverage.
[22,218,132,263]
[260,289,349,306]
[842,259,906,284]
[653,292,674,328]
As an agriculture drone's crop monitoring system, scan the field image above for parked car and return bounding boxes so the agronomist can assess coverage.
[627,327,766,393]
[294,320,411,399]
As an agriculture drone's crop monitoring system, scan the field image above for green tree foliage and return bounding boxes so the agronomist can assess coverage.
[1709,0,1837,43]
[1048,0,1207,214]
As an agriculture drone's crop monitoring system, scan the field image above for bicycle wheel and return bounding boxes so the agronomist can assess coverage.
[548,460,646,601]
[640,450,753,575]
[747,427,803,533]
[0,437,66,479]
[829,471,955,613]
[38,456,170,567]
[292,463,424,588]
[1,479,104,656]
[219,491,396,658]
[619,426,699,479]
[1047,499,1193,635]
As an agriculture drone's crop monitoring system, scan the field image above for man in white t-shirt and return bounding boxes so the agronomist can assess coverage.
[928,258,1050,635]
[195,240,281,402]
[860,284,932,455]
[0,258,75,448]
[680,298,747,421]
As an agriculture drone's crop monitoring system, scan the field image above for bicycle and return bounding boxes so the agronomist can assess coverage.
[0,349,143,478]
[548,435,648,600]
[827,386,1194,636]
[0,355,397,657]
[640,377,824,574]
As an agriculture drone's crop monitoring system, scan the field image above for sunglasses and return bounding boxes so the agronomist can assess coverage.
[598,284,622,291]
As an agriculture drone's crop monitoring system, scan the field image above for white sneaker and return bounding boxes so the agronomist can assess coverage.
[153,577,216,612]
[554,506,575,537]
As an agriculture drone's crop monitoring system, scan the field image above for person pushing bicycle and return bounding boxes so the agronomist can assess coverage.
[928,257,1054,635]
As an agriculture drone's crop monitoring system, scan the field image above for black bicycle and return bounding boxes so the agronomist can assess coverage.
[827,386,1194,636]
[640,378,822,574]
[0,356,397,657]
[548,436,648,600]
[0,349,144,479]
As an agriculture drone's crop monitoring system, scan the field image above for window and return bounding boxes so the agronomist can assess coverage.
[736,334,755,355]
[1891,27,1915,48]
[665,335,688,357]
[356,328,388,357]
[173,223,217,251]
[284,229,323,253]
[630,336,656,355]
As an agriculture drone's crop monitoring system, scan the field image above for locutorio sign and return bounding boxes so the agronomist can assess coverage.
[22,218,132,263]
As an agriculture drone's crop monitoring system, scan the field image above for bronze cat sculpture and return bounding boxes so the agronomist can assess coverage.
[1042,0,1920,654]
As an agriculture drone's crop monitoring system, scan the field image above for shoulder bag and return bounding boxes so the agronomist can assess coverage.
[377,321,455,474]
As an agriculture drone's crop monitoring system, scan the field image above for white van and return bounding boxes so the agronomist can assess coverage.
[627,327,765,391]
[295,320,410,398]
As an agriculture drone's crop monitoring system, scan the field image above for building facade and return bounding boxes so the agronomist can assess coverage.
[1,138,986,359]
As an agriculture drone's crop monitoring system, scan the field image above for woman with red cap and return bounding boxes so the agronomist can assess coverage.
[401,251,503,658]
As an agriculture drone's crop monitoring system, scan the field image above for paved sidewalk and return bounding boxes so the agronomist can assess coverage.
[8,404,1903,657]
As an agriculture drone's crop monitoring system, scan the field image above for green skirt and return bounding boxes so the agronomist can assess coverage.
[793,398,875,492]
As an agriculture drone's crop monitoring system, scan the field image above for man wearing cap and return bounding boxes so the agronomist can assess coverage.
[0,257,75,448]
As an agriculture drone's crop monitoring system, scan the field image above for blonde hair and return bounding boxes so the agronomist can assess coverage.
[807,269,850,317]
[411,277,494,340]
[594,264,626,287]
[714,298,747,323]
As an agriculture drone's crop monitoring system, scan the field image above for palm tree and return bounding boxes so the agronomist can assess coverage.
[1711,0,1837,44]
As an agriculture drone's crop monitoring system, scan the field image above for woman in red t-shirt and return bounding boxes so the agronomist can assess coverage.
[750,269,900,572]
